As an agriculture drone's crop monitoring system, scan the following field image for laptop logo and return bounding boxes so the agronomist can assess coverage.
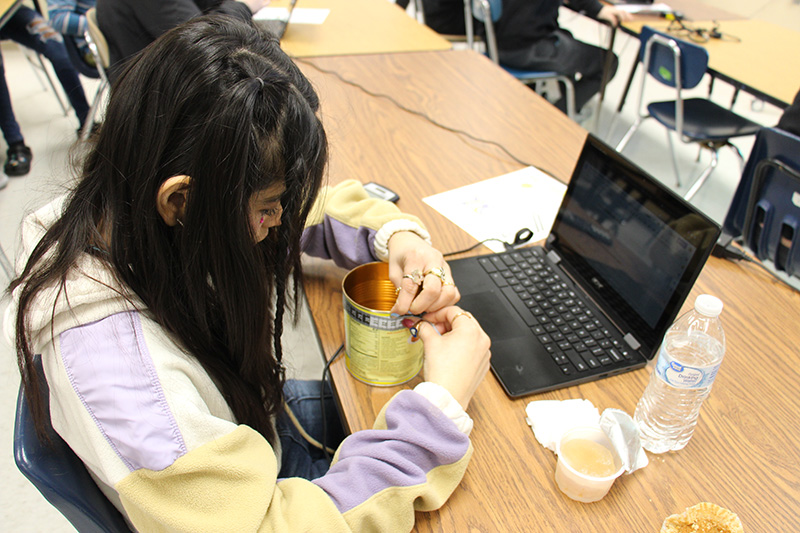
[590,277,604,290]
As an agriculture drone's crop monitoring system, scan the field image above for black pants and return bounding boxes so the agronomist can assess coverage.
[499,29,617,113]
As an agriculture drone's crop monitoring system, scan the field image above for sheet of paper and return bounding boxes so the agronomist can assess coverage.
[253,7,330,24]
[616,3,672,14]
[290,8,330,24]
[423,167,567,254]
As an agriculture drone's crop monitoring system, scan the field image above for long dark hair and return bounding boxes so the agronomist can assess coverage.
[11,15,328,445]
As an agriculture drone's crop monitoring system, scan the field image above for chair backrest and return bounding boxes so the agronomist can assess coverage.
[14,355,132,533]
[639,26,708,90]
[468,0,500,63]
[723,127,800,277]
[85,8,110,69]
[63,33,101,79]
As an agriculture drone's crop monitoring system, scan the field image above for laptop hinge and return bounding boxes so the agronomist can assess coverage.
[623,333,641,351]
[546,249,561,265]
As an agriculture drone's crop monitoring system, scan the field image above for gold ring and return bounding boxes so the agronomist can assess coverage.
[424,267,447,284]
[452,311,474,323]
[395,286,402,295]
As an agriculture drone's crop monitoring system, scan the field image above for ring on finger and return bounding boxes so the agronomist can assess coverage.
[403,269,423,285]
[452,311,474,323]
[424,267,447,284]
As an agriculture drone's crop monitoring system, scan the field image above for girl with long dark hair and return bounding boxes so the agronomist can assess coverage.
[9,15,491,532]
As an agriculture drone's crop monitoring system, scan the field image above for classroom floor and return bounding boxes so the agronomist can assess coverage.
[0,2,793,530]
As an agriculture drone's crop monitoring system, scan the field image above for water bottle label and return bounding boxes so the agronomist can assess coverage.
[655,345,720,389]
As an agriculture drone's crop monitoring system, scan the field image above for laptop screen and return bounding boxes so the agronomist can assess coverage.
[549,136,719,355]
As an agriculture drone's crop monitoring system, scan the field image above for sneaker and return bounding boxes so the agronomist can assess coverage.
[4,143,33,177]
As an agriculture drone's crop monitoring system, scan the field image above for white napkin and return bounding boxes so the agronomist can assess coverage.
[525,399,648,474]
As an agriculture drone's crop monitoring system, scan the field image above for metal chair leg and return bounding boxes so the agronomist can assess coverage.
[684,149,719,201]
[32,52,69,116]
[666,129,682,188]
[615,116,643,153]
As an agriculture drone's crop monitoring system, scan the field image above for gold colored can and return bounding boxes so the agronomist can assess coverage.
[342,262,423,386]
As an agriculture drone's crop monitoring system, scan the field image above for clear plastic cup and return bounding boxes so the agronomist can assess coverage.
[555,426,624,503]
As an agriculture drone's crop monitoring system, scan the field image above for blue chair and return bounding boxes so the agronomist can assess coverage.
[615,26,761,200]
[14,355,132,533]
[466,0,577,120]
[722,127,800,278]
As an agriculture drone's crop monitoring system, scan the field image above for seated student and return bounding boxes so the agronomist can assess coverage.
[96,0,268,79]
[0,7,91,133]
[9,15,491,531]
[47,0,97,66]
[422,0,631,116]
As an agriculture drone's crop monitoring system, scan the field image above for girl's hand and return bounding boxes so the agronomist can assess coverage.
[415,306,491,410]
[387,231,460,316]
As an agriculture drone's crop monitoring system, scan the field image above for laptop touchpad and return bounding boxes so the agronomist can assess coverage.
[459,292,527,339]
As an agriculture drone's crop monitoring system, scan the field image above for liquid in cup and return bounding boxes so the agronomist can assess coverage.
[555,426,624,503]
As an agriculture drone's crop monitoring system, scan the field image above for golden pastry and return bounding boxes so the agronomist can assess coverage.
[661,502,744,533]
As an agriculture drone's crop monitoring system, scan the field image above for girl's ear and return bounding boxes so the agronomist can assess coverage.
[156,175,192,226]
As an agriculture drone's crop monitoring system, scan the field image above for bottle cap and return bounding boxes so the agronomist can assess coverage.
[695,294,723,317]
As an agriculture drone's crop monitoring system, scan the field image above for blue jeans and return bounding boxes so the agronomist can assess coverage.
[0,51,23,146]
[277,380,346,480]
[0,7,89,128]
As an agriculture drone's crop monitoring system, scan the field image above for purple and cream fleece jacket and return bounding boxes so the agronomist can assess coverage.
[8,180,473,532]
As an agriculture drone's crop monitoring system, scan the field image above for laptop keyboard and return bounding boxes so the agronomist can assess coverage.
[477,248,634,375]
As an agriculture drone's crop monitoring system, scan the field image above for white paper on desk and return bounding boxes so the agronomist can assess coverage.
[253,7,330,24]
[616,3,672,14]
[422,167,567,253]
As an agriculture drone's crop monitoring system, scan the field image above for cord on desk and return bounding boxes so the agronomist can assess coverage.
[320,344,345,462]
[712,235,800,295]
[443,228,535,257]
[293,57,560,179]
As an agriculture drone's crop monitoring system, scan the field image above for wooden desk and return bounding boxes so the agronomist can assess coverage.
[622,18,800,108]
[277,0,451,58]
[298,49,800,531]
[0,0,23,28]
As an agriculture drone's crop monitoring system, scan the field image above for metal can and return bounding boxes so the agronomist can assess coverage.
[342,262,423,386]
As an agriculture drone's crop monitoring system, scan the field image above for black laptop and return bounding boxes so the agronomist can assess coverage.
[448,134,720,397]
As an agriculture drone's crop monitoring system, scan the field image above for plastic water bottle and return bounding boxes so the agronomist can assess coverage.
[634,295,726,454]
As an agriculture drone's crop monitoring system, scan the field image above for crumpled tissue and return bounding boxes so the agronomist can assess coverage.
[525,399,648,474]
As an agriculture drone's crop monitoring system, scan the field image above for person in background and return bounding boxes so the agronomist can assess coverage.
[47,0,97,66]
[422,0,632,116]
[96,0,268,79]
[9,15,491,531]
[0,6,93,182]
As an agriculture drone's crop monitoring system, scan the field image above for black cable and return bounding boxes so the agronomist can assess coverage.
[713,238,800,295]
[320,344,345,462]
[443,228,536,257]
[293,57,560,179]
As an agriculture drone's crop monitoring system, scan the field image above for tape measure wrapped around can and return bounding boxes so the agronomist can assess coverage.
[342,262,423,386]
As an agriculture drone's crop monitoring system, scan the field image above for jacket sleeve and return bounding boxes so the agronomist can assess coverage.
[302,179,430,269]
[47,0,87,36]
[47,310,470,533]
[115,391,471,533]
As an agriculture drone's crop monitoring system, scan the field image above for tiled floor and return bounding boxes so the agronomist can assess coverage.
[0,3,792,530]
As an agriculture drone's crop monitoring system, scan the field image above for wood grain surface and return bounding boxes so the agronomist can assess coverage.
[298,50,800,532]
